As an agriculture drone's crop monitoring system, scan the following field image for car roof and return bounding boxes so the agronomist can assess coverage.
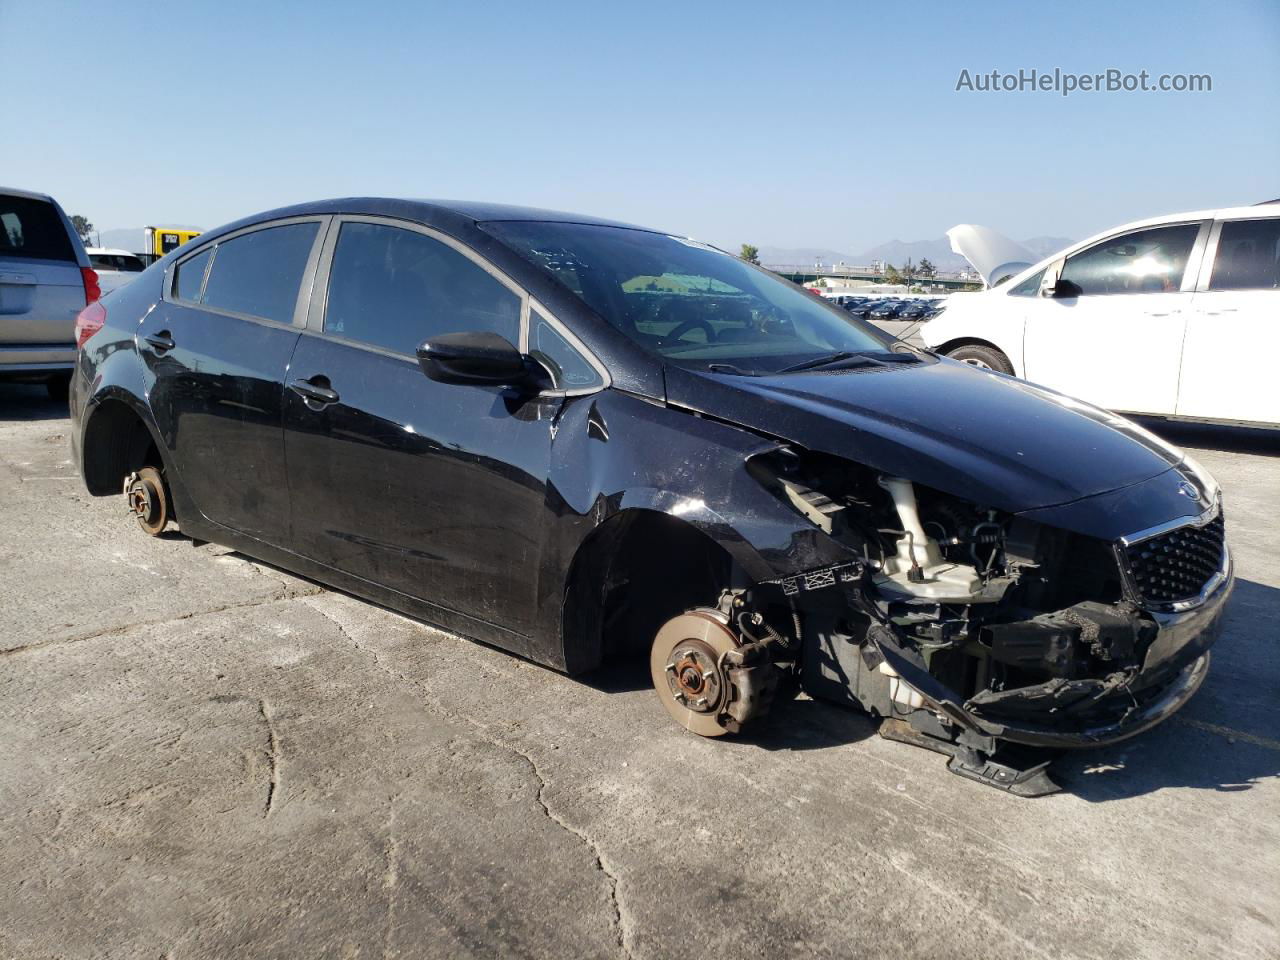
[225,197,658,232]
[86,247,137,257]
[0,185,57,203]
[411,199,654,228]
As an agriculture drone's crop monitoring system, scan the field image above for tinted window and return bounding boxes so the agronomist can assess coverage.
[325,222,521,354]
[1058,224,1199,297]
[174,247,212,301]
[92,253,144,272]
[1210,219,1280,291]
[1008,267,1046,297]
[530,311,602,390]
[481,221,888,374]
[201,223,318,323]
[0,195,76,261]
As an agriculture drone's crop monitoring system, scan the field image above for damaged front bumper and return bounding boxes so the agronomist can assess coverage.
[873,549,1232,750]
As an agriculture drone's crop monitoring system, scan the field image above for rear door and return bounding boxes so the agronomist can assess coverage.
[1022,221,1207,415]
[0,193,85,364]
[1177,215,1280,425]
[139,218,327,544]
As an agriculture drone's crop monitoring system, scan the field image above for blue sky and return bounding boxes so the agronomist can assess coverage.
[3,0,1277,252]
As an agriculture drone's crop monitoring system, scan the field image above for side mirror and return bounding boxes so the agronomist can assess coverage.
[1039,261,1076,298]
[416,331,548,390]
[1045,278,1082,299]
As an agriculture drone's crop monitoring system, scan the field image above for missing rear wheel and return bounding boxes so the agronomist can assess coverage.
[125,466,170,537]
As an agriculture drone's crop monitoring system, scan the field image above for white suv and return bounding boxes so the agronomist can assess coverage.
[85,246,147,295]
[924,203,1280,427]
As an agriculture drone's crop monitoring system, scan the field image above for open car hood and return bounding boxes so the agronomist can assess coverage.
[947,224,1036,287]
[664,357,1181,514]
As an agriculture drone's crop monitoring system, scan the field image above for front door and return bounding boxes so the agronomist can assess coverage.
[282,218,557,640]
[139,218,325,544]
[1022,222,1206,416]
[1178,217,1280,426]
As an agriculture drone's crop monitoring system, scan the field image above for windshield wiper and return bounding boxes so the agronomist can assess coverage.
[705,362,758,376]
[777,351,869,373]
[778,350,924,374]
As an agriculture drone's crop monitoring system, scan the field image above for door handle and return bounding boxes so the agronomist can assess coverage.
[1201,308,1237,316]
[143,331,176,352]
[1143,310,1179,317]
[289,376,340,407]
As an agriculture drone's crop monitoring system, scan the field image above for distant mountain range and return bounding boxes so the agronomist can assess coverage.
[94,226,203,252]
[759,235,1071,273]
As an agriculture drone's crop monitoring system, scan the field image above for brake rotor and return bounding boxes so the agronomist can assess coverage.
[649,609,739,737]
[126,466,169,537]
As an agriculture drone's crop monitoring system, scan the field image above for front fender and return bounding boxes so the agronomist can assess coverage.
[549,390,855,582]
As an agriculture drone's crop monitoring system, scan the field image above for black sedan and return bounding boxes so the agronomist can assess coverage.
[895,299,931,320]
[869,299,909,320]
[69,198,1232,795]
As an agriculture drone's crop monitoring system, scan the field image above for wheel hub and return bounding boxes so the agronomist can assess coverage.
[649,610,739,737]
[128,482,157,525]
[124,467,169,536]
[665,642,723,713]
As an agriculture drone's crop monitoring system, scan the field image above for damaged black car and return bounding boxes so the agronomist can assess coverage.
[69,199,1233,795]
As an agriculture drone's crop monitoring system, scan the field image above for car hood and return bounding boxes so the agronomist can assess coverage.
[947,224,1036,287]
[663,356,1181,514]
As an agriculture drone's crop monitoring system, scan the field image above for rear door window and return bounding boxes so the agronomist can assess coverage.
[1209,219,1280,291]
[324,221,521,355]
[200,222,319,324]
[0,195,76,262]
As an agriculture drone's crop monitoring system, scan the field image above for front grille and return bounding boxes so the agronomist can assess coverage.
[1123,512,1226,605]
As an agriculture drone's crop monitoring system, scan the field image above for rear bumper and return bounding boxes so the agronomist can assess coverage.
[0,343,76,374]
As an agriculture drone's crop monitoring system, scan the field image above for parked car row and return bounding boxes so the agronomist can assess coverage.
[829,295,947,322]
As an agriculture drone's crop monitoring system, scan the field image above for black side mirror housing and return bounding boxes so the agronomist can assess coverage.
[417,331,548,390]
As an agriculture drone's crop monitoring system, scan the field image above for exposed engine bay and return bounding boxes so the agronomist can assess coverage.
[650,447,1229,796]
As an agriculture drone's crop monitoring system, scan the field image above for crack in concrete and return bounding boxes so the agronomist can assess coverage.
[0,586,325,659]
[259,699,281,816]
[382,802,400,959]
[305,597,633,959]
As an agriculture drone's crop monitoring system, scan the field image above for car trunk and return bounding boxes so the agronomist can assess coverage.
[0,258,85,346]
[1,194,84,349]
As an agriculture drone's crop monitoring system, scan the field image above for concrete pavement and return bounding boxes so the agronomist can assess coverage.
[1,383,1276,959]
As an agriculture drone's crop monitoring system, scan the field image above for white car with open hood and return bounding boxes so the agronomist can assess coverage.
[924,203,1280,428]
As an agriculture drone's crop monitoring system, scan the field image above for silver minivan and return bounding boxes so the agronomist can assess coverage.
[1,187,97,398]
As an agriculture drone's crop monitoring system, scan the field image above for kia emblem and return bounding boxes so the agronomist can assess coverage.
[1178,481,1200,500]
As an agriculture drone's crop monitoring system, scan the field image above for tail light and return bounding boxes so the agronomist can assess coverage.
[75,301,106,348]
[81,266,101,304]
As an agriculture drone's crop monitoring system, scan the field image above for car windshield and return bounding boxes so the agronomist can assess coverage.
[481,221,891,373]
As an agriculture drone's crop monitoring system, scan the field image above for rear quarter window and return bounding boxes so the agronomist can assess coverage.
[174,247,213,302]
[0,195,76,262]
